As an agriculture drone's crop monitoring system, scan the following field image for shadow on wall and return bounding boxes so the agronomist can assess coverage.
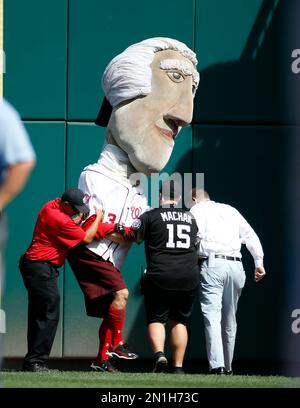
[124,126,287,365]
[193,0,299,125]
[180,0,294,365]
[123,0,298,369]
[186,127,286,363]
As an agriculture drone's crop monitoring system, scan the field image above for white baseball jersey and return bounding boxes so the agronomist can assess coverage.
[78,146,148,270]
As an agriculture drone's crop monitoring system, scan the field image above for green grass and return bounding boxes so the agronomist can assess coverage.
[2,371,300,388]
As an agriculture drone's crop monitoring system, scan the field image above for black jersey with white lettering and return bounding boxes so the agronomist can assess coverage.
[133,207,199,290]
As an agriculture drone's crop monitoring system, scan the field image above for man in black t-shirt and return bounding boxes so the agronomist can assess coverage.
[126,183,199,373]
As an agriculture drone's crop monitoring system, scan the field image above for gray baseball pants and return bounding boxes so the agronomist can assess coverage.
[199,258,246,371]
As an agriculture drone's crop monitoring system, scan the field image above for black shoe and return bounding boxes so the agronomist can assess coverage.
[152,352,168,373]
[90,360,118,373]
[106,343,138,360]
[21,363,54,373]
[209,367,224,375]
[171,366,185,374]
[225,369,233,375]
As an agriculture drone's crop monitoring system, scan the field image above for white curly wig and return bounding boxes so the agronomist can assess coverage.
[102,37,199,108]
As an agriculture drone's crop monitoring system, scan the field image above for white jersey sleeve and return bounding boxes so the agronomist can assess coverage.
[77,167,148,270]
[79,170,105,215]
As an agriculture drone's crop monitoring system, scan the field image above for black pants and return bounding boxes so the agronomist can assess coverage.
[19,256,60,366]
[143,279,197,325]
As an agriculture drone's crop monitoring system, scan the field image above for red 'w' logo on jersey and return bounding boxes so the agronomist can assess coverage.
[131,206,142,219]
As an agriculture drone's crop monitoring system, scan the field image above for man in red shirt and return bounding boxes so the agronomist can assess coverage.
[19,188,103,372]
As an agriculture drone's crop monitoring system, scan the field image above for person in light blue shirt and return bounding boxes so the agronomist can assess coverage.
[0,98,35,355]
[0,99,36,204]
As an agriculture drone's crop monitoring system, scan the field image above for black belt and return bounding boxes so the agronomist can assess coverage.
[198,258,207,266]
[198,255,241,265]
[215,255,241,262]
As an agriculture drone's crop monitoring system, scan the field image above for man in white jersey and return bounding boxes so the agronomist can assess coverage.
[189,188,266,375]
[67,37,200,372]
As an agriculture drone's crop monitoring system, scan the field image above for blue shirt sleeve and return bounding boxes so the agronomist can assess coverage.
[0,99,36,169]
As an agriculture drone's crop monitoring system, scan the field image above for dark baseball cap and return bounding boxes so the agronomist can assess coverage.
[61,188,90,215]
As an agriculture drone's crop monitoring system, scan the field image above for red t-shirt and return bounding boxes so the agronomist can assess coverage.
[25,198,86,267]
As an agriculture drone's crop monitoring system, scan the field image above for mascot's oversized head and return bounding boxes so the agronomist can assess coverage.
[96,37,199,176]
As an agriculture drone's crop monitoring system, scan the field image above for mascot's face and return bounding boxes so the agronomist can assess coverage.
[107,50,195,175]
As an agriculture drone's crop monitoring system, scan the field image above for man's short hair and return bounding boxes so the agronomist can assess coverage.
[160,180,182,202]
[191,188,210,201]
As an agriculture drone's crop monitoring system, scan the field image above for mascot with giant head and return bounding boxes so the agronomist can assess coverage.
[68,37,199,372]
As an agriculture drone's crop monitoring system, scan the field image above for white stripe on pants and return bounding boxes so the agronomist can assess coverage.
[199,258,246,371]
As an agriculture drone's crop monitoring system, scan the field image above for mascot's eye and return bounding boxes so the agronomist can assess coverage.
[167,71,185,83]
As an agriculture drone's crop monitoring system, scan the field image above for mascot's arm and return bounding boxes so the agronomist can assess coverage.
[82,215,115,240]
[82,216,134,242]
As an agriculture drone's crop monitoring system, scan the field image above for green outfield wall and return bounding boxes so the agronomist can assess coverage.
[3,0,299,371]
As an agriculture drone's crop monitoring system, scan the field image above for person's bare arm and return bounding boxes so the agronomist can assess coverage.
[0,160,36,211]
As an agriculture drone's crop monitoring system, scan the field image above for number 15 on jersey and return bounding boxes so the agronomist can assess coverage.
[166,224,191,249]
